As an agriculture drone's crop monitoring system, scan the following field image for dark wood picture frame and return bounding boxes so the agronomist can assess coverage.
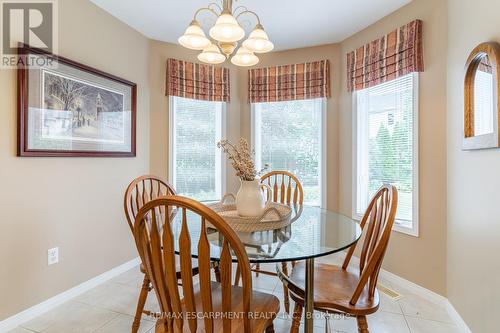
[17,44,137,157]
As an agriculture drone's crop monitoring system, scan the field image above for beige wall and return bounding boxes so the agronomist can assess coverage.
[338,0,448,295]
[0,0,150,320]
[149,40,242,195]
[447,0,500,331]
[238,44,341,211]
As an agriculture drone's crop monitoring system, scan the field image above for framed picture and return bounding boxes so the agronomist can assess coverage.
[17,45,136,157]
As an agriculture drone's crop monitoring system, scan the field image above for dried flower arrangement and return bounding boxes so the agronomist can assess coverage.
[217,138,268,181]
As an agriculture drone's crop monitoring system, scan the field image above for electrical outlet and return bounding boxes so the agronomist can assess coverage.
[48,247,59,265]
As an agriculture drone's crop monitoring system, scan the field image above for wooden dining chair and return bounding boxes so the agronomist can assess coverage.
[282,184,398,333]
[134,195,280,333]
[124,175,197,333]
[253,171,304,314]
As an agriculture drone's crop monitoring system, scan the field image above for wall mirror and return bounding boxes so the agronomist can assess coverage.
[463,42,500,150]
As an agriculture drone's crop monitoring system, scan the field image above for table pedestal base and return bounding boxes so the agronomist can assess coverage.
[304,258,314,333]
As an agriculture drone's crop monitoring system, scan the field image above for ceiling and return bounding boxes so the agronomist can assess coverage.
[90,0,412,51]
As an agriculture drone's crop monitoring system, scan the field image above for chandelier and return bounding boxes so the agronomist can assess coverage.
[178,0,274,66]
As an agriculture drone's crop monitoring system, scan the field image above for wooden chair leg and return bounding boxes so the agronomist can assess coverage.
[154,318,167,333]
[290,302,303,333]
[213,261,221,282]
[234,264,241,286]
[281,262,290,314]
[133,275,150,333]
[255,263,260,277]
[265,323,275,333]
[356,315,369,333]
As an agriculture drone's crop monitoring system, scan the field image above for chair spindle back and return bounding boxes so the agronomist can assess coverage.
[134,196,254,333]
[342,184,398,305]
[124,175,176,231]
[260,171,304,206]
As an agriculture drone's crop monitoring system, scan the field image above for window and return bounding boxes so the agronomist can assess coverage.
[169,96,225,201]
[474,69,494,136]
[252,98,325,206]
[354,73,418,236]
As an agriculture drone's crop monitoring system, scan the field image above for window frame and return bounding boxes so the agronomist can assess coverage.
[168,96,227,201]
[352,73,419,237]
[250,98,327,208]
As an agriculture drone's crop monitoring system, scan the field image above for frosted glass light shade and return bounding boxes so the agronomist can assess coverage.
[178,20,211,50]
[209,13,245,43]
[243,25,274,53]
[198,43,226,64]
[231,46,259,67]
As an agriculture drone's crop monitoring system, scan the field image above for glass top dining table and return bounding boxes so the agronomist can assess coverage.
[171,205,362,333]
[171,205,362,263]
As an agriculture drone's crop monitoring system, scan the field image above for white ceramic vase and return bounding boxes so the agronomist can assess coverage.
[236,179,271,217]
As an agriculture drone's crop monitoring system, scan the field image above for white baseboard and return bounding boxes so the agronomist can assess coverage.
[0,257,140,333]
[347,254,471,333]
[445,301,472,333]
[379,268,471,332]
[378,266,447,305]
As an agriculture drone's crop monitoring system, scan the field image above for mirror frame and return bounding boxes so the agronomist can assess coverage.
[463,42,500,150]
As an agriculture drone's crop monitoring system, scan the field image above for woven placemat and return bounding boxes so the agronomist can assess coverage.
[207,194,292,232]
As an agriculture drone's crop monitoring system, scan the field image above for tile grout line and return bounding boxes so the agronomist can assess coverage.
[403,313,458,325]
[401,315,413,333]
[399,301,413,333]
[90,311,121,333]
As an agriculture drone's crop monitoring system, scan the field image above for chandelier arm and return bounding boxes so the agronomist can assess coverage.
[207,2,223,13]
[235,9,261,26]
[193,7,220,21]
[232,5,248,16]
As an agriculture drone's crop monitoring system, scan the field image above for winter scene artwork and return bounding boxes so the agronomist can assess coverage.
[18,46,136,157]
[41,71,125,144]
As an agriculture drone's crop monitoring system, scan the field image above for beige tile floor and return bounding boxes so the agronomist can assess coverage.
[10,255,462,333]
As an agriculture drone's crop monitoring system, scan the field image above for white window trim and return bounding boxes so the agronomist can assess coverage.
[168,96,227,201]
[251,98,327,208]
[352,73,419,237]
[218,103,227,198]
[320,98,327,209]
[168,96,176,187]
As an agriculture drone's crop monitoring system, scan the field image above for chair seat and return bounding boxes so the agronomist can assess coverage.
[287,262,379,315]
[156,282,280,333]
[140,257,199,277]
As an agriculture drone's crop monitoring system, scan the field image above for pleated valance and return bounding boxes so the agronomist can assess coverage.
[346,19,424,92]
[166,58,230,102]
[248,60,330,103]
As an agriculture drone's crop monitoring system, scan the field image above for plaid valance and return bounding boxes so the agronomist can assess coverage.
[248,60,330,103]
[347,20,424,92]
[166,58,230,102]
